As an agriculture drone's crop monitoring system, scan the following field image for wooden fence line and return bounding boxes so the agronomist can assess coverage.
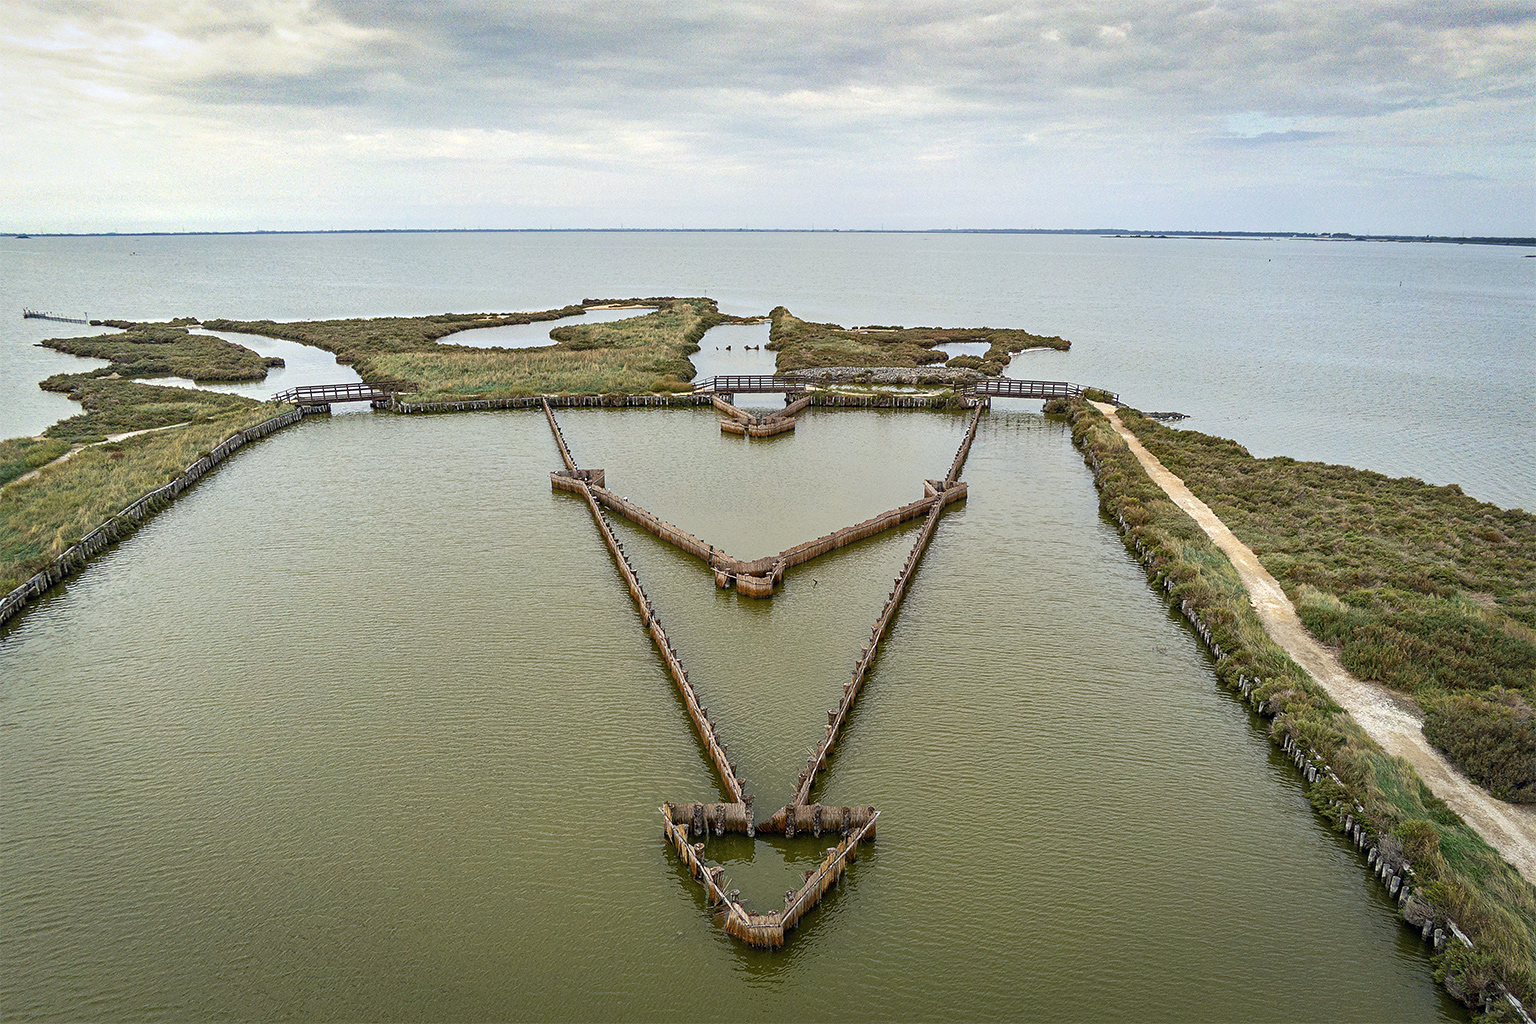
[787,411,979,807]
[946,404,984,484]
[544,408,747,805]
[396,394,714,413]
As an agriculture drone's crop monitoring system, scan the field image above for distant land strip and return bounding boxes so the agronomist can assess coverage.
[6,229,1533,247]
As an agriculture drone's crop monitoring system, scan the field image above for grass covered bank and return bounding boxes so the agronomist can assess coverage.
[1117,412,1536,805]
[1,392,290,594]
[1053,397,1536,1012]
[39,380,262,445]
[205,298,735,399]
[768,307,1069,374]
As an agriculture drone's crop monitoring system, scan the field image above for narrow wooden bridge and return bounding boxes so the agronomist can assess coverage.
[692,375,808,396]
[269,382,406,406]
[959,378,1118,402]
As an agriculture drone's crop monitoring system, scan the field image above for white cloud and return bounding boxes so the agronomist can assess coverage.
[1,1,1532,233]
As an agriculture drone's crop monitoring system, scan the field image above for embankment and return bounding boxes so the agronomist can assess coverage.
[0,406,321,630]
[1061,397,1536,1015]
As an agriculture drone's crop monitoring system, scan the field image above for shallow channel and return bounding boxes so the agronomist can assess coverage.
[0,408,1461,1021]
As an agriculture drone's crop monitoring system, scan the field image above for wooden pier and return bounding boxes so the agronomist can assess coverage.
[22,308,88,324]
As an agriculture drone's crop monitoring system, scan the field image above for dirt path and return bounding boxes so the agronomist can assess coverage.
[4,422,192,491]
[1091,402,1536,883]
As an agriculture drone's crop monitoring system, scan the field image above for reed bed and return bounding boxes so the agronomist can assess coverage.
[38,380,259,445]
[0,437,72,487]
[202,307,584,362]
[1058,397,1535,1010]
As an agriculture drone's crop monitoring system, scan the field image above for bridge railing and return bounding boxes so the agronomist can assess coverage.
[270,382,409,404]
[960,379,1118,403]
[692,375,807,394]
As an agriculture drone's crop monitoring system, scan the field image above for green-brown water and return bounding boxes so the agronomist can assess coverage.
[0,409,1461,1020]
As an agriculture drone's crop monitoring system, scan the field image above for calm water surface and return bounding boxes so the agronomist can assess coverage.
[1,231,1529,506]
[0,409,1462,1020]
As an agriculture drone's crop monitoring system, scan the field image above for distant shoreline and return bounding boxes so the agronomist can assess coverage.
[5,228,1533,247]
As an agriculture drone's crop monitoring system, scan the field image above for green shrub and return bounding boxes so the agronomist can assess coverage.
[1423,691,1536,803]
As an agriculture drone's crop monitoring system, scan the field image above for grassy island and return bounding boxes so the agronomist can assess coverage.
[203,299,746,399]
[768,306,1069,374]
[1117,411,1536,805]
[1053,397,1535,1008]
[42,323,283,384]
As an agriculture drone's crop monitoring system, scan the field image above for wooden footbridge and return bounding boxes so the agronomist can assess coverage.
[692,375,807,398]
[269,382,409,406]
[693,374,1119,405]
[959,378,1119,403]
[543,397,980,947]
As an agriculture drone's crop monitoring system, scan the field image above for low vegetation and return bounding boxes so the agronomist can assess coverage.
[207,298,733,399]
[1,398,287,593]
[1117,411,1536,804]
[0,437,72,487]
[41,324,283,383]
[39,379,259,445]
[1053,397,1535,1010]
[202,306,585,367]
[767,307,1069,374]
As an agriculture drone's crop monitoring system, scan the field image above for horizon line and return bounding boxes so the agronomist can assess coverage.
[5,227,1534,247]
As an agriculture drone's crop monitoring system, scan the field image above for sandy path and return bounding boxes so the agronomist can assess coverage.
[1091,402,1536,883]
[4,422,192,491]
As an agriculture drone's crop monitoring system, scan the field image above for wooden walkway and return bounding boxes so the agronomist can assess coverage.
[692,375,808,396]
[960,378,1119,402]
[269,382,407,405]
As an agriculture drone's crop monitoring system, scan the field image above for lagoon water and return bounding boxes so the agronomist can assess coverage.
[0,410,1462,1020]
[0,231,1523,1020]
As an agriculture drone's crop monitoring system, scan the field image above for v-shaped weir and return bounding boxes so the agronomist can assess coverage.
[543,398,982,947]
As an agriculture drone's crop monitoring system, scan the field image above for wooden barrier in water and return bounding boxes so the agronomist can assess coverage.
[946,403,983,484]
[715,392,811,437]
[544,410,747,804]
[541,397,578,472]
[543,401,975,949]
[584,478,966,598]
[660,803,879,948]
[784,408,982,806]
[396,393,715,414]
[0,405,323,630]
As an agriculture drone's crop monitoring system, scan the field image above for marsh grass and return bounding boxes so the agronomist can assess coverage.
[0,437,72,487]
[0,403,286,593]
[42,324,283,383]
[203,306,583,362]
[40,380,258,445]
[1061,398,1535,1006]
[205,299,723,397]
[767,307,1069,373]
[1118,411,1536,802]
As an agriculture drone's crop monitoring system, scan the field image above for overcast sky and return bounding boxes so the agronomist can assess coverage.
[3,1,1532,234]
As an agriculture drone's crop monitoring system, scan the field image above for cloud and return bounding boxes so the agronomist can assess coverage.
[1219,129,1334,146]
[1,1,1532,232]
